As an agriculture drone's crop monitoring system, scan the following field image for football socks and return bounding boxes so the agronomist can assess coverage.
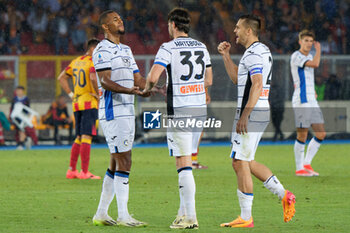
[294,139,305,171]
[263,175,285,200]
[178,167,196,222]
[305,137,322,165]
[115,171,130,220]
[80,137,91,173]
[69,140,81,171]
[96,169,115,217]
[237,189,253,221]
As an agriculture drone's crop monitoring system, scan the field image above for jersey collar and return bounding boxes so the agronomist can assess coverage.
[105,38,122,50]
[246,41,260,50]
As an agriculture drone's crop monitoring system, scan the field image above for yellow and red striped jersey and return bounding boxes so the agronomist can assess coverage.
[65,55,98,112]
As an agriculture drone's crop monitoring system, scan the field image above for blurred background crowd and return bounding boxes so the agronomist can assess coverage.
[0,0,349,55]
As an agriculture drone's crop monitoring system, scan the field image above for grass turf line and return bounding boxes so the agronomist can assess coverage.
[0,145,349,233]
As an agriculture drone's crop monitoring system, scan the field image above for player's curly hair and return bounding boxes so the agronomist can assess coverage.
[168,8,191,34]
[239,14,261,36]
[299,30,315,40]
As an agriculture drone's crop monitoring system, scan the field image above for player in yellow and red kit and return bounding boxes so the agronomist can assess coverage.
[58,39,101,179]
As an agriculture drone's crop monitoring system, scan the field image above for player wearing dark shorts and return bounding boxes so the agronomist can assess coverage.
[58,39,101,179]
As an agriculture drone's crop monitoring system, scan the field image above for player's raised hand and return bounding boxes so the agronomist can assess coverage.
[217,41,231,55]
[314,41,321,51]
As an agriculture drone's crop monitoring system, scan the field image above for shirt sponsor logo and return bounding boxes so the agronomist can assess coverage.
[179,84,204,94]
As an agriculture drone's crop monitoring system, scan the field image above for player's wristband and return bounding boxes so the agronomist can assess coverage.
[68,92,74,99]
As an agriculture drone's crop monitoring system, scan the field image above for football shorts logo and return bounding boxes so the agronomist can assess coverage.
[143,110,161,129]
[124,140,128,146]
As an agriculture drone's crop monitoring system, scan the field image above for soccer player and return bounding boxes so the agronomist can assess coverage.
[92,10,150,227]
[142,8,213,229]
[58,38,101,179]
[217,15,295,228]
[291,30,326,176]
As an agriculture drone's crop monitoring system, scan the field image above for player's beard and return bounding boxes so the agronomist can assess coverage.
[118,29,125,35]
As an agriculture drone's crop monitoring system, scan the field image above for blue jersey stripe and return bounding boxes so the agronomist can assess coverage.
[104,90,114,121]
[154,61,167,68]
[298,67,307,103]
[133,69,140,74]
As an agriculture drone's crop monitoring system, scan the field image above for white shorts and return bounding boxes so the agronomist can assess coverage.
[167,117,205,157]
[230,122,268,161]
[100,117,135,153]
[293,102,324,128]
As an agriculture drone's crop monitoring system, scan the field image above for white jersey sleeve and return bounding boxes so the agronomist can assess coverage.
[129,49,140,74]
[154,43,172,68]
[243,53,263,77]
[93,46,112,71]
[291,51,311,68]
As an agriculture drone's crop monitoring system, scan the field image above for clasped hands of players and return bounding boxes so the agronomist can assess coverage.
[130,86,165,97]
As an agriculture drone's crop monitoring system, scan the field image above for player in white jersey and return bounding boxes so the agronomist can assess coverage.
[142,8,213,229]
[91,10,150,227]
[291,30,326,177]
[217,15,295,228]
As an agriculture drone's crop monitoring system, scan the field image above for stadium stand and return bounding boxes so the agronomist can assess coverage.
[0,0,349,55]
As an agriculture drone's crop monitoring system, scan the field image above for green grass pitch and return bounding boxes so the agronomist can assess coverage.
[0,144,349,233]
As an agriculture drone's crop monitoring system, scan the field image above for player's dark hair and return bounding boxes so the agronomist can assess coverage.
[239,14,261,36]
[87,38,100,50]
[168,8,191,34]
[299,29,315,40]
[16,85,25,90]
[99,10,115,27]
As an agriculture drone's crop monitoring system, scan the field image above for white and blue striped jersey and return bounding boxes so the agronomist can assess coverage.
[235,42,271,123]
[290,51,316,104]
[92,39,139,121]
[153,37,211,116]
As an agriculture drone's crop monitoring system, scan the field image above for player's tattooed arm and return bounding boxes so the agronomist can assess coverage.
[143,64,165,94]
[217,41,238,84]
[97,69,142,95]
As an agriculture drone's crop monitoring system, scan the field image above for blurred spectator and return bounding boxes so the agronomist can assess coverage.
[71,8,89,52]
[9,86,38,149]
[330,16,347,54]
[52,10,69,55]
[27,6,48,43]
[325,74,342,100]
[3,4,24,54]
[315,76,326,101]
[42,95,73,144]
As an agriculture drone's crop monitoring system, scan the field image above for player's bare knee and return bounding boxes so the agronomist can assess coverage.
[115,152,132,171]
[232,159,241,172]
